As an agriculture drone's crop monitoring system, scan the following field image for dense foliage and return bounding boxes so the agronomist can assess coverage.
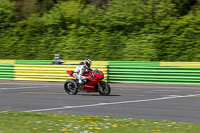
[0,0,200,61]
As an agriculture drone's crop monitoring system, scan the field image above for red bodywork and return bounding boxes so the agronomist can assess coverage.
[66,70,104,92]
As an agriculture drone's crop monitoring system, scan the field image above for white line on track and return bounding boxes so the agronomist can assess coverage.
[153,90,180,92]
[0,86,49,90]
[114,88,140,91]
[24,93,200,112]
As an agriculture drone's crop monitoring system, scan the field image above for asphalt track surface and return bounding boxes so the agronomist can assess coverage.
[0,80,200,123]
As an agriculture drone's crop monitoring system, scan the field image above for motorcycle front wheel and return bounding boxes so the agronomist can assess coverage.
[64,79,78,95]
[97,81,111,96]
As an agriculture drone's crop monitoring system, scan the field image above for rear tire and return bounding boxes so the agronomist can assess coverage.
[98,81,111,96]
[64,79,78,95]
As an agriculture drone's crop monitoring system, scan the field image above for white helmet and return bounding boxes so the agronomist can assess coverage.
[84,59,92,68]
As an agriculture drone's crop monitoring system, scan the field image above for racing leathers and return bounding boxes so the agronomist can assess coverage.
[73,62,91,84]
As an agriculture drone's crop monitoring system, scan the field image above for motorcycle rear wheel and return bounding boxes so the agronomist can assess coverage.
[98,81,111,96]
[64,79,78,95]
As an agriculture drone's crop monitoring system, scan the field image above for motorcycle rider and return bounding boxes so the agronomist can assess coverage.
[73,59,92,84]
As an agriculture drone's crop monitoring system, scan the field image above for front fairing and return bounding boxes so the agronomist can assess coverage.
[66,71,74,77]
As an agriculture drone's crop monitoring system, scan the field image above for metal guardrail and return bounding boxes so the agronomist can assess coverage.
[108,65,200,84]
[2,60,200,84]
[0,64,14,80]
[14,65,108,82]
[0,60,15,64]
[160,62,200,67]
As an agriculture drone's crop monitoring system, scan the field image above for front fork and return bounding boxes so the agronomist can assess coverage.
[96,82,104,92]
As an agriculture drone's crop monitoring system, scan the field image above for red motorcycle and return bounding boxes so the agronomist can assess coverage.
[64,69,111,96]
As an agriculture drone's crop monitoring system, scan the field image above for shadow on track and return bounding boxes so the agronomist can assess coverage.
[76,94,121,96]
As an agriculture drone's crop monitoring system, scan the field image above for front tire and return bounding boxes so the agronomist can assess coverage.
[64,79,78,95]
[97,81,111,96]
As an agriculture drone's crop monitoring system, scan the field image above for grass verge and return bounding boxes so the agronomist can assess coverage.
[0,111,199,133]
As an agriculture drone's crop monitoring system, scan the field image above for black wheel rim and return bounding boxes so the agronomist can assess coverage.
[67,83,76,93]
[102,85,109,94]
[99,84,109,94]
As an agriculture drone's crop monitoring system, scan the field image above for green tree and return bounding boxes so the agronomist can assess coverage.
[159,10,200,61]
[14,0,56,20]
[0,0,15,29]
[0,0,15,59]
[1,0,200,61]
[170,0,197,16]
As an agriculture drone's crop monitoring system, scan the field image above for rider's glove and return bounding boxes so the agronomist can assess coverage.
[90,73,96,78]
